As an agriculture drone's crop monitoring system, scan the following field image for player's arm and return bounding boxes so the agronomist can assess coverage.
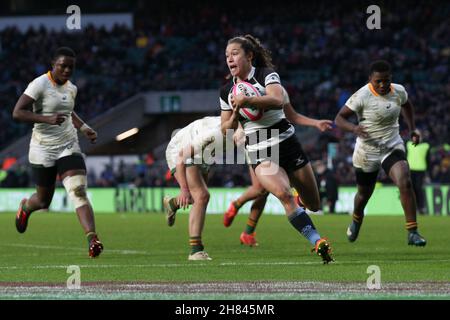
[72,111,97,143]
[401,100,420,145]
[334,106,368,138]
[284,102,332,132]
[12,94,66,125]
[220,85,240,135]
[71,111,85,129]
[232,83,284,110]
[175,145,195,208]
[233,123,245,146]
[221,109,240,135]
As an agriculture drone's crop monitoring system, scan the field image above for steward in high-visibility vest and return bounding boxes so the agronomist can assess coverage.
[406,141,430,214]
[407,141,430,172]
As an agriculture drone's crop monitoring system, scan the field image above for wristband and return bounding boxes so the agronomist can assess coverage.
[80,123,92,133]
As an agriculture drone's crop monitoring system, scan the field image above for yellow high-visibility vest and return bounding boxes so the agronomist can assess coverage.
[407,141,430,171]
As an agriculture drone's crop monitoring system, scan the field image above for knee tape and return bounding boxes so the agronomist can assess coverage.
[62,175,89,209]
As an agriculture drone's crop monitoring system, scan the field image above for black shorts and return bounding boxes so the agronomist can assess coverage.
[248,134,309,174]
[355,169,379,186]
[32,154,86,187]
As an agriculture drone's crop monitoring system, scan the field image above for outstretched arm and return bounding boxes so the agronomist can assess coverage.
[284,103,332,132]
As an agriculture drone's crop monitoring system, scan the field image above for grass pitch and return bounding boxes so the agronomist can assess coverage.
[0,212,449,299]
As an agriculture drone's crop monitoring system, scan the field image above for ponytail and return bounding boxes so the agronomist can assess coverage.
[243,34,274,69]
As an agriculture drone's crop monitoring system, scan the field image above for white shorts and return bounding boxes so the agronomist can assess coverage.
[29,139,83,168]
[165,142,210,175]
[353,140,405,173]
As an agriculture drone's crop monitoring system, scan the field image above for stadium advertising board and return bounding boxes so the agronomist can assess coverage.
[0,185,448,216]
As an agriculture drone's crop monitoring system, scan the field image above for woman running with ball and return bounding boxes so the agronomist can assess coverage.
[220,35,334,264]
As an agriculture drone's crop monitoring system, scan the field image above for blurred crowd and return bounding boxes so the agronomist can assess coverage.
[0,1,449,187]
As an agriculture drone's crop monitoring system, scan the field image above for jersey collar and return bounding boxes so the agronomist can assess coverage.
[368,83,394,97]
[233,66,256,84]
[47,71,68,86]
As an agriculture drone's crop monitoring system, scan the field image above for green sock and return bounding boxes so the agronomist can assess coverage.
[244,218,257,234]
[21,202,29,214]
[233,200,242,210]
[189,236,204,254]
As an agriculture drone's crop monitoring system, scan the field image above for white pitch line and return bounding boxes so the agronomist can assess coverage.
[1,259,450,271]
[0,263,209,270]
[0,243,154,256]
[219,259,450,266]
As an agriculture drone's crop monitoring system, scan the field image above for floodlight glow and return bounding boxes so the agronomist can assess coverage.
[116,128,139,141]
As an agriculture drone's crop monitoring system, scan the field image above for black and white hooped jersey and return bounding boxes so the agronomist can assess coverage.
[219,66,294,152]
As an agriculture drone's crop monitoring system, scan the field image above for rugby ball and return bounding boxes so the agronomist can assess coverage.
[231,81,263,121]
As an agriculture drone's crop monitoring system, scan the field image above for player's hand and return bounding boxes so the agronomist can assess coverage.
[229,96,241,119]
[233,127,245,146]
[316,119,333,132]
[84,128,97,144]
[353,125,369,138]
[411,129,421,146]
[177,187,192,209]
[46,113,67,125]
[231,94,248,109]
[80,124,97,144]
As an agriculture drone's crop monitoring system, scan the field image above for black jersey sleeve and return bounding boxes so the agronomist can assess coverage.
[254,67,281,87]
